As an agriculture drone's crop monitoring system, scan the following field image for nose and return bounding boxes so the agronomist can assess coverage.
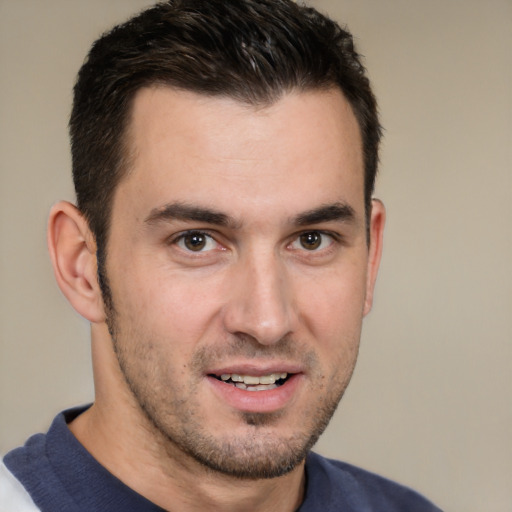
[222,251,297,346]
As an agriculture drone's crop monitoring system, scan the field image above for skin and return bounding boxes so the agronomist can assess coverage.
[48,87,385,512]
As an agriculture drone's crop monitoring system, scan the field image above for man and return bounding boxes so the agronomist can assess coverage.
[0,1,441,510]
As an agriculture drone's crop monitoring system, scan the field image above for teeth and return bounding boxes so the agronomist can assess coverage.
[218,372,288,385]
[247,384,278,391]
[243,375,262,385]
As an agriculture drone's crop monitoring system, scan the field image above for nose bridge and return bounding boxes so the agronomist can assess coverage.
[223,247,295,345]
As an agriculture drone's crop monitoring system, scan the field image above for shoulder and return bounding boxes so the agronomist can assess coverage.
[301,452,443,512]
[1,409,87,512]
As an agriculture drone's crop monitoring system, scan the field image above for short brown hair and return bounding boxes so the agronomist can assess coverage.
[70,0,381,261]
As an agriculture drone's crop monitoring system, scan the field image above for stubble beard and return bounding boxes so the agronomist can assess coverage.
[99,265,356,480]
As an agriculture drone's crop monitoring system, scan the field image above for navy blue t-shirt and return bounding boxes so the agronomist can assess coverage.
[2,407,442,511]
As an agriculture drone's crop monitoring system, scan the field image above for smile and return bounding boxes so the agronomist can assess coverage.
[211,372,290,391]
[207,370,302,413]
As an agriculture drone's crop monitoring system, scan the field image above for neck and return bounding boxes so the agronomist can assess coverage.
[69,327,306,512]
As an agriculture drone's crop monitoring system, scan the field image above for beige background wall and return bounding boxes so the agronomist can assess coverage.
[1,1,511,510]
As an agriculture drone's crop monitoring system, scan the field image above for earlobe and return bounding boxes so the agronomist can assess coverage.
[47,201,106,323]
[363,199,386,316]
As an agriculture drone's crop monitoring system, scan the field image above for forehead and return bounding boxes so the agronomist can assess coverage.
[118,86,364,221]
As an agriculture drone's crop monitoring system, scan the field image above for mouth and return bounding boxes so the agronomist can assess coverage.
[206,368,303,413]
[209,372,291,392]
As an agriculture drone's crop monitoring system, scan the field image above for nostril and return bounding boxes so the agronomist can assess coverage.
[221,265,295,345]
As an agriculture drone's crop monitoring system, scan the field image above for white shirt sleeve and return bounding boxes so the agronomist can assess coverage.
[0,461,40,512]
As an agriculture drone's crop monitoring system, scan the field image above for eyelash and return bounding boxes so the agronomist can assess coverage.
[289,230,340,252]
[169,229,341,254]
[170,230,222,253]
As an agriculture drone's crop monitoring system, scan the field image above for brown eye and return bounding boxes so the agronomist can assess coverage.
[183,232,208,251]
[299,231,322,250]
[173,230,224,259]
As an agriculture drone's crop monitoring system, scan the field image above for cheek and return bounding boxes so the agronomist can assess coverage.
[114,265,226,345]
[296,265,367,379]
[298,265,367,338]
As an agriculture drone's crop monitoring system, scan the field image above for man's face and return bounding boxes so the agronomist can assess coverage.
[102,87,378,478]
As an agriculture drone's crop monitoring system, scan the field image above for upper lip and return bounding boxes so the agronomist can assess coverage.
[207,362,305,376]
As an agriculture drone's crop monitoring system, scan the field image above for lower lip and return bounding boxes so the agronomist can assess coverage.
[206,374,302,413]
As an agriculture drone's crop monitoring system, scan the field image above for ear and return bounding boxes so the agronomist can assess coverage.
[47,201,106,323]
[363,199,386,316]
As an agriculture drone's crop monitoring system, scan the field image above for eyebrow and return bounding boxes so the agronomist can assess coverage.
[145,202,235,227]
[293,202,356,226]
[145,201,356,229]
